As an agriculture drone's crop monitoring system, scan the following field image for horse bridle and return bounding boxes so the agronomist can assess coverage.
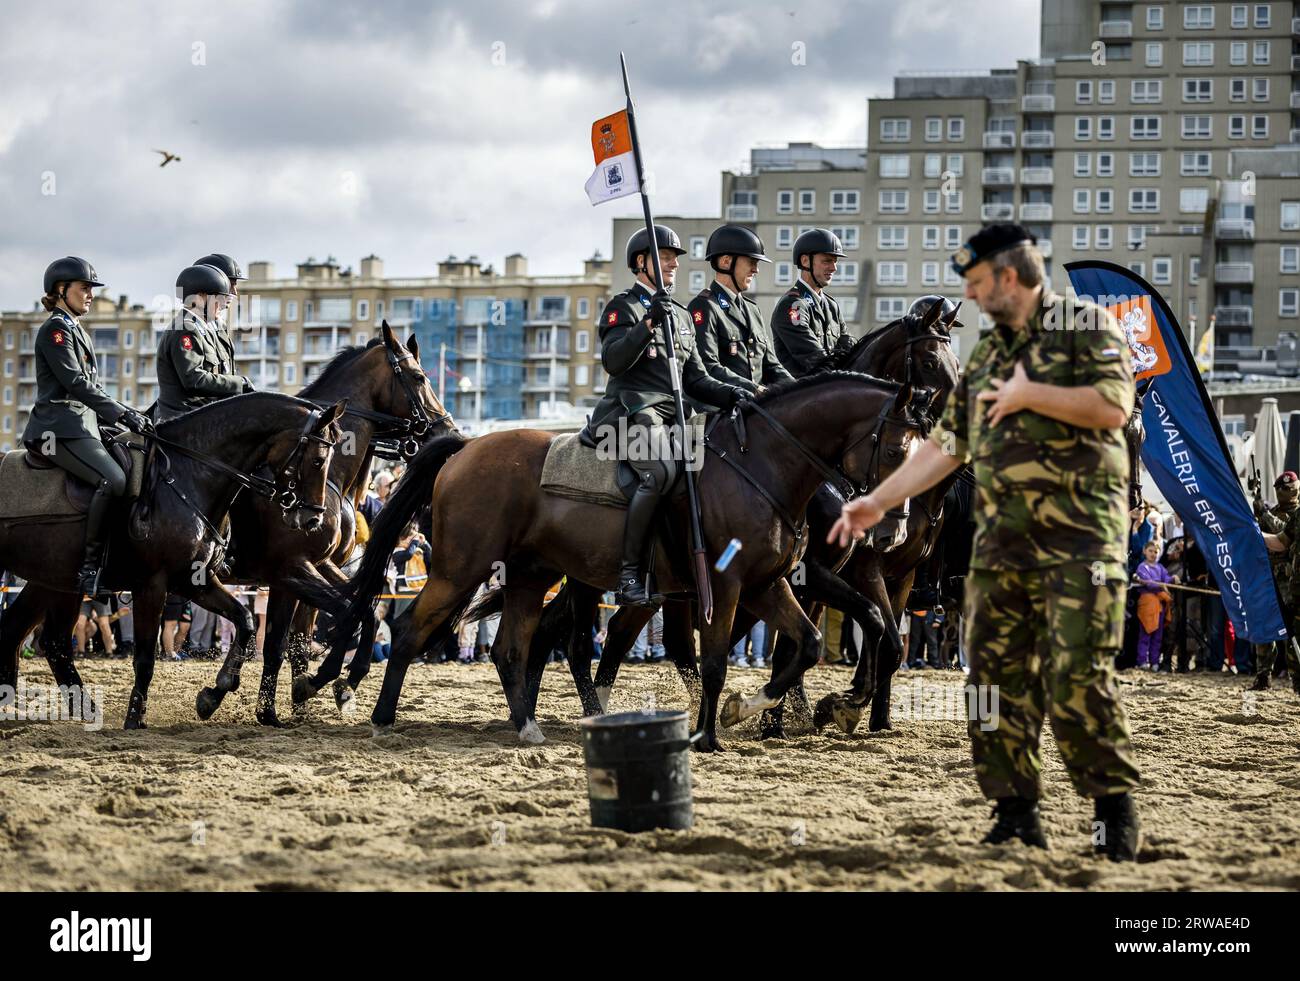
[839,389,935,519]
[265,408,339,514]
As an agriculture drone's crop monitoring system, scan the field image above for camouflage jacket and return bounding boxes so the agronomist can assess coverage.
[1274,503,1300,603]
[931,290,1135,571]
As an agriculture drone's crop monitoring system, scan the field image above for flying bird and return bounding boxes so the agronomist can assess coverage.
[153,149,181,168]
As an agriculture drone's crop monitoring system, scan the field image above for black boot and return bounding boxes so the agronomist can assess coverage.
[1249,672,1270,691]
[76,485,113,596]
[1093,792,1141,862]
[981,796,1048,848]
[614,476,660,609]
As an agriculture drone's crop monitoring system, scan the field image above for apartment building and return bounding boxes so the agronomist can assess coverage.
[0,253,615,447]
[610,213,729,311]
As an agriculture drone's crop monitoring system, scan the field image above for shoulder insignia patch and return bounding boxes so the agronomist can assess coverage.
[181,335,193,351]
[789,306,800,325]
[607,312,618,325]
[692,310,704,325]
[51,330,64,345]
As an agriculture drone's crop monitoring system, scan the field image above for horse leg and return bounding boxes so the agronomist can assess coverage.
[561,583,603,718]
[192,579,259,721]
[371,578,468,731]
[125,585,166,729]
[694,583,739,753]
[0,585,47,690]
[286,604,316,683]
[40,594,86,690]
[591,604,654,712]
[490,582,549,744]
[719,578,822,731]
[296,560,363,704]
[337,610,377,715]
[254,590,298,727]
[663,599,702,718]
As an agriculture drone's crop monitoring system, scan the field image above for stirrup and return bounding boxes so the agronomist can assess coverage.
[615,574,656,609]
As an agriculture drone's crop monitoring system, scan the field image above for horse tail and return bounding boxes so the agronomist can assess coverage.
[331,433,467,644]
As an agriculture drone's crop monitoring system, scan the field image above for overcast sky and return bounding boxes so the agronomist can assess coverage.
[0,0,1039,311]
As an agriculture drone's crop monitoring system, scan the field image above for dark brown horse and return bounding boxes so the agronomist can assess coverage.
[0,394,345,728]
[331,372,933,751]
[194,324,454,726]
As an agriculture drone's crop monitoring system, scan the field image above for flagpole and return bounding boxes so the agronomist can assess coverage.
[619,51,714,624]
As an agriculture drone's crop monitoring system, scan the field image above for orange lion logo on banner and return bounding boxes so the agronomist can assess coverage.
[1106,295,1171,380]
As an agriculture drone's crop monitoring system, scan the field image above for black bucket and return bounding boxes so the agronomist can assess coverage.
[579,710,697,832]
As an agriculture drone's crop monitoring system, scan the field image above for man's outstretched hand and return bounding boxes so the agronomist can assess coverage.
[828,495,885,548]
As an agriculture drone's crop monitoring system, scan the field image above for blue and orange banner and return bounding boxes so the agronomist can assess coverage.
[1067,260,1286,643]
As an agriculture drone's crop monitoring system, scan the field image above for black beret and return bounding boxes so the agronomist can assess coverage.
[950,222,1038,275]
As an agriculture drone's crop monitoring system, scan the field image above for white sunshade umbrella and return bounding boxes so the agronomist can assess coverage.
[1253,397,1287,505]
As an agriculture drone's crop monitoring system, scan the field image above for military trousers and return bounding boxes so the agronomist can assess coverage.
[964,560,1142,801]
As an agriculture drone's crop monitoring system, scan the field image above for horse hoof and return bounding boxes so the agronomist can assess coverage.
[338,694,358,717]
[123,718,147,731]
[195,688,222,721]
[370,723,392,739]
[334,683,356,715]
[692,733,724,753]
[518,719,546,745]
[256,711,288,729]
[595,686,611,713]
[719,693,745,729]
[291,675,318,705]
[759,723,787,741]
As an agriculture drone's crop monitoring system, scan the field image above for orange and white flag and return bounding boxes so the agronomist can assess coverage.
[584,109,639,206]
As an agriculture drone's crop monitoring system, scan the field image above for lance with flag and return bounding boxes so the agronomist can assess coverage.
[583,53,715,622]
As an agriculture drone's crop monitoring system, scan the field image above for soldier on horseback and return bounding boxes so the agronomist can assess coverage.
[688,224,792,395]
[155,263,253,423]
[193,252,247,373]
[771,228,852,377]
[578,224,749,608]
[24,257,154,595]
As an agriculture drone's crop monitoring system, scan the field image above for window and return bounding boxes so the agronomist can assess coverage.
[1230,78,1247,101]
[1153,258,1173,285]
[1128,225,1152,248]
[776,226,793,249]
[304,301,314,322]
[943,265,962,287]
[1130,152,1161,177]
[881,118,911,142]
[375,301,383,321]
[944,190,963,214]
[1230,41,1248,64]
[830,189,860,214]
[285,301,298,322]
[1255,4,1270,27]
[830,226,860,250]
[1096,225,1113,249]
[1098,80,1115,104]
[689,236,706,260]
[1107,43,1133,60]
[1184,6,1214,28]
[945,226,963,249]
[356,299,369,321]
[1231,3,1248,27]
[1074,188,1091,213]
[688,270,706,292]
[1253,41,1269,64]
[1146,6,1163,29]
[922,226,940,250]
[878,225,908,249]
[1074,152,1091,177]
[1281,203,1300,230]
[1252,115,1268,139]
[838,262,860,285]
[1132,79,1162,103]
[123,329,134,349]
[1183,115,1213,139]
[2,389,10,406]
[575,329,590,353]
[1180,188,1209,212]
[923,189,940,214]
[924,154,942,178]
[946,154,964,176]
[1280,246,1299,274]
[1075,117,1092,140]
[875,298,906,322]
[1131,116,1161,139]
[1097,152,1115,177]
[921,262,940,286]
[1229,115,1246,138]
[1076,80,1093,104]
[925,117,942,141]
[1183,42,1213,66]
[1128,261,1147,278]
[284,330,298,354]
[1145,42,1163,67]
[284,363,297,385]
[798,189,815,214]
[1097,188,1115,213]
[1181,151,1212,175]
[880,155,910,178]
[1190,258,1201,283]
[571,363,589,387]
[774,262,792,286]
[1097,116,1115,140]
[840,297,860,322]
[1073,225,1090,249]
[1282,290,1300,318]
[947,118,965,141]
[879,190,908,214]
[577,297,589,320]
[1252,77,1269,101]
[1183,78,1212,102]
[777,189,794,214]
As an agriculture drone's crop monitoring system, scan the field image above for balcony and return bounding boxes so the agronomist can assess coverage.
[1292,129,1300,144]
[1020,167,1054,185]
[233,340,279,358]
[1038,239,1053,258]
[526,346,570,360]
[1215,262,1255,283]
[982,131,1016,149]
[1214,219,1256,239]
[1019,203,1054,221]
[522,379,565,393]
[1214,306,1253,327]
[1098,20,1133,39]
[1290,92,1300,109]
[1293,54,1300,71]
[981,166,1015,185]
[300,345,338,361]
[1021,94,1056,112]
[1021,130,1055,149]
[725,204,758,222]
[1292,16,1300,35]
[981,202,1016,221]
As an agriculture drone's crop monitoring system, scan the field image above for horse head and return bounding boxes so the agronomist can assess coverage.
[261,399,348,532]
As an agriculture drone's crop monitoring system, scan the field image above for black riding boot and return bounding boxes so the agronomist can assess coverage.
[981,796,1048,848]
[615,479,660,609]
[77,483,113,596]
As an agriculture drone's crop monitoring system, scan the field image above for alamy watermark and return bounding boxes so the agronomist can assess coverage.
[0,681,104,731]
[890,679,999,731]
[592,418,704,471]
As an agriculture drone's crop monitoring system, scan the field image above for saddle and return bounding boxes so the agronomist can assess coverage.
[1,434,150,523]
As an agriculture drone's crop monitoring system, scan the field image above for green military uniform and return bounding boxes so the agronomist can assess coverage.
[1260,503,1300,686]
[155,307,249,422]
[23,310,130,443]
[932,289,1142,801]
[770,279,850,378]
[688,281,793,393]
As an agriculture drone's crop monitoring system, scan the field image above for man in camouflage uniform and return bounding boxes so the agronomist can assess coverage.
[1257,471,1300,695]
[828,223,1142,861]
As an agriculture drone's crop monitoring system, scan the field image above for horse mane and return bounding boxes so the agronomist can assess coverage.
[302,337,385,395]
[808,319,902,373]
[155,391,319,436]
[754,369,900,406]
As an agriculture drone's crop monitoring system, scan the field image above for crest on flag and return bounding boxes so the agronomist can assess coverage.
[1105,295,1169,380]
[585,109,640,206]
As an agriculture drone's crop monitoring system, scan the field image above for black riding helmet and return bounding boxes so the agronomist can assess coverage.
[176,263,233,299]
[43,256,104,295]
[908,294,961,320]
[194,253,246,283]
[792,228,846,272]
[706,224,771,268]
[625,224,685,272]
